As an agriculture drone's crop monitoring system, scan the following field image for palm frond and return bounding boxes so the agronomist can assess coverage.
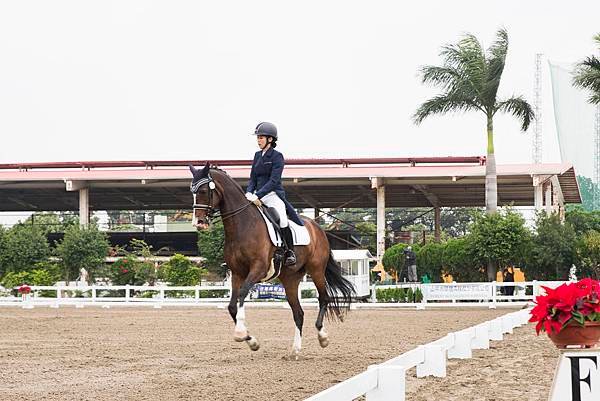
[440,34,486,96]
[495,96,535,131]
[483,28,509,105]
[419,65,461,90]
[573,56,600,104]
[573,34,600,105]
[413,94,480,125]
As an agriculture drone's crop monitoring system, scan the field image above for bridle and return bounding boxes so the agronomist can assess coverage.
[190,172,252,224]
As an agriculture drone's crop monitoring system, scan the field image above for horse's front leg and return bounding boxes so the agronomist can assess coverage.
[228,273,241,325]
[233,269,264,351]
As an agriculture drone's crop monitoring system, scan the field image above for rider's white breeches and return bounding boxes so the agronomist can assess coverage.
[260,192,288,227]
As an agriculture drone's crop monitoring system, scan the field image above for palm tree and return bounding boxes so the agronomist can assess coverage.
[413,28,534,216]
[573,33,600,105]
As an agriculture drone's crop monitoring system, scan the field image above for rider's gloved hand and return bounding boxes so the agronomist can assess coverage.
[245,192,262,206]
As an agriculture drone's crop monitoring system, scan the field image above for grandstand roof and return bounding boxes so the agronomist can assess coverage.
[0,157,580,210]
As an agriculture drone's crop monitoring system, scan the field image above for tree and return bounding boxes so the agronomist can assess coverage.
[575,230,600,279]
[414,28,534,215]
[468,208,530,280]
[574,176,600,211]
[565,205,600,235]
[24,212,78,234]
[573,33,600,105]
[442,237,484,282]
[0,224,50,277]
[198,221,226,277]
[440,208,481,237]
[526,212,577,281]
[55,225,110,283]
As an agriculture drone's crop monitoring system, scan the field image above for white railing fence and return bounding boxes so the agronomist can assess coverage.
[0,280,565,309]
[304,308,531,401]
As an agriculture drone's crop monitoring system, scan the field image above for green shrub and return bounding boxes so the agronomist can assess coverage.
[199,289,229,298]
[417,243,444,283]
[162,254,205,286]
[107,257,140,285]
[406,287,414,303]
[301,289,316,298]
[414,287,424,302]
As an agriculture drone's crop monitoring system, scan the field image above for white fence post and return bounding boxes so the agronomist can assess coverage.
[501,315,514,334]
[92,286,97,302]
[471,322,490,350]
[489,282,497,309]
[448,329,473,359]
[195,286,200,302]
[125,285,130,302]
[489,318,503,341]
[416,345,446,378]
[366,365,406,401]
[370,284,377,303]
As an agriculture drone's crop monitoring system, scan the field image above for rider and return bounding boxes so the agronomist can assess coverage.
[245,122,304,266]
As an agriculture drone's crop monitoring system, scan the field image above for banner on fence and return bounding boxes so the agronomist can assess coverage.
[422,284,491,300]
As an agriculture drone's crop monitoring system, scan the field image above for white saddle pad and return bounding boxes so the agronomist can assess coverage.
[258,209,310,247]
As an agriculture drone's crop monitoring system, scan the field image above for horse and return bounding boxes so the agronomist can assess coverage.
[189,162,355,359]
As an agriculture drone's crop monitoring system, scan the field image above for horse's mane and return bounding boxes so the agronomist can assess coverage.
[209,168,247,196]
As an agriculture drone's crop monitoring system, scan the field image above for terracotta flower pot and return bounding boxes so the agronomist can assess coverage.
[547,321,600,349]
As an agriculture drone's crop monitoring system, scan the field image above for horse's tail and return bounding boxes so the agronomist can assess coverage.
[324,252,356,321]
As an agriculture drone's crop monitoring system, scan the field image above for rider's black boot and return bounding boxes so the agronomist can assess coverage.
[281,226,297,266]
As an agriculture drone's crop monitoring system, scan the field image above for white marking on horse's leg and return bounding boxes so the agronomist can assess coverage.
[318,327,329,348]
[233,305,248,341]
[292,327,302,359]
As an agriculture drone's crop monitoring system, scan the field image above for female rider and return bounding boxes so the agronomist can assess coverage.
[245,122,304,266]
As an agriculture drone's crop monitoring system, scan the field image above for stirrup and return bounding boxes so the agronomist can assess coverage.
[284,250,296,266]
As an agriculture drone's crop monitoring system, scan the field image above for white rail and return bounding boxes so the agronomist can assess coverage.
[304,308,532,401]
[0,281,564,309]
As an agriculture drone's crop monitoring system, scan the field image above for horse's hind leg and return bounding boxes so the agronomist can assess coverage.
[280,273,304,360]
[311,268,330,348]
[233,269,264,351]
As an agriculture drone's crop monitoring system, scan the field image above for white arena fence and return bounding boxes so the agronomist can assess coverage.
[0,281,566,309]
[304,308,532,401]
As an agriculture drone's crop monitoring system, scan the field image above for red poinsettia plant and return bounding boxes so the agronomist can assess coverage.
[529,278,600,335]
[18,285,32,295]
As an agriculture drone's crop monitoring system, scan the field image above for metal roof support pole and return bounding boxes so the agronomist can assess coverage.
[79,188,89,226]
[434,207,441,242]
[532,175,549,212]
[371,178,386,269]
[545,182,552,215]
[550,175,565,222]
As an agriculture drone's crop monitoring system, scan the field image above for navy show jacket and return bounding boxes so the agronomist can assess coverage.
[246,147,304,226]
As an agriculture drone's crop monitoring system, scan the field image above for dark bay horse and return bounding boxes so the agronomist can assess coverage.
[189,163,355,359]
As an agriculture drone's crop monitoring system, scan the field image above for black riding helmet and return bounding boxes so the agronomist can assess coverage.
[253,122,278,139]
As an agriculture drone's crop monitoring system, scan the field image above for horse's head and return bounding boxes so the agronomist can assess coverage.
[189,162,223,230]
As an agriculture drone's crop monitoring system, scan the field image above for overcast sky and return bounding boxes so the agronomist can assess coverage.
[0,0,598,164]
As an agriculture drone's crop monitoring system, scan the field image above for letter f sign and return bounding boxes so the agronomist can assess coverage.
[567,356,598,401]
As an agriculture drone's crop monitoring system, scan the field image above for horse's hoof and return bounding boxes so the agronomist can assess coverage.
[318,334,330,348]
[291,351,300,361]
[246,336,260,351]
